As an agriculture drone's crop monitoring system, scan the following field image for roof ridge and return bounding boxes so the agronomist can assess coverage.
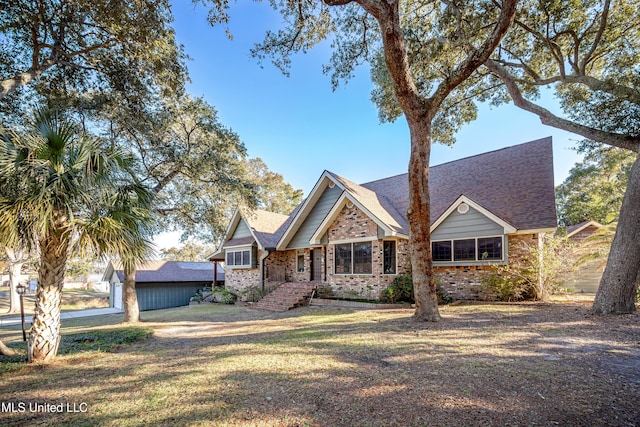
[359,137,552,185]
[430,137,552,170]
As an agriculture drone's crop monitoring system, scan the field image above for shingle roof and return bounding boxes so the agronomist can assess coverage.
[362,137,557,231]
[327,172,407,234]
[244,209,294,248]
[566,220,603,237]
[110,260,221,283]
[221,138,557,252]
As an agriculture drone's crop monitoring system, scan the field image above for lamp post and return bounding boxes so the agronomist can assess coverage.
[16,283,27,342]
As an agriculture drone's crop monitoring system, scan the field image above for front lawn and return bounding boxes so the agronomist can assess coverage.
[1,302,639,426]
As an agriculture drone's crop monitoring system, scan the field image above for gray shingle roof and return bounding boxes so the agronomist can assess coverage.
[245,209,295,248]
[361,137,557,231]
[111,260,221,283]
[221,138,557,252]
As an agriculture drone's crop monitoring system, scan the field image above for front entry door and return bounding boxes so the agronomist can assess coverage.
[310,249,323,282]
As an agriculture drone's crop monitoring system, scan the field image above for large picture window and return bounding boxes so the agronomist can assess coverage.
[335,242,372,275]
[432,236,503,263]
[454,239,476,261]
[383,241,396,274]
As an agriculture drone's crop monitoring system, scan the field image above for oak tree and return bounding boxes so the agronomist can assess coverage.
[203,0,518,321]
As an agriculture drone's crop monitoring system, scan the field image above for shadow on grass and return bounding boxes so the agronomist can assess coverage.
[1,303,639,426]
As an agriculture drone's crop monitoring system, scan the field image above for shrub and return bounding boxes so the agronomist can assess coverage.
[210,286,237,304]
[380,276,414,303]
[482,233,577,301]
[483,273,534,302]
[241,285,275,302]
[315,284,334,298]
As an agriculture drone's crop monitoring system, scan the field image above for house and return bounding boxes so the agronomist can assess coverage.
[566,220,603,243]
[209,137,558,301]
[103,260,224,311]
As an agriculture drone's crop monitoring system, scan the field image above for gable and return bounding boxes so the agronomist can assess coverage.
[232,218,253,240]
[286,184,342,249]
[431,206,505,240]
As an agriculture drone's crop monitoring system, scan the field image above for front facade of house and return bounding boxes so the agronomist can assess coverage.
[210,138,558,301]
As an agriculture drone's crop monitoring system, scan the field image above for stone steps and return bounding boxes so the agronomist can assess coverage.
[252,282,317,312]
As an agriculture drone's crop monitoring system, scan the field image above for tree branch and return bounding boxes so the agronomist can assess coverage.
[430,0,518,109]
[0,59,56,100]
[485,59,640,152]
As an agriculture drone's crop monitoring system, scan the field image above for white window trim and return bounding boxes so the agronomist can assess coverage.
[225,246,253,269]
[334,241,373,276]
[432,235,505,264]
[330,236,377,245]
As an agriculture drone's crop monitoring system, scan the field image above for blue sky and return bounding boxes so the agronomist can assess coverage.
[170,2,582,196]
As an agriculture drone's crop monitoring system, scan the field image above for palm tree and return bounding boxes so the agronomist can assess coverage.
[0,108,153,363]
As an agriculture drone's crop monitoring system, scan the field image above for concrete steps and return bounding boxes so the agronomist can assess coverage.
[252,282,317,312]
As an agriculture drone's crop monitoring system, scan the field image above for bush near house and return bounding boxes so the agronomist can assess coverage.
[483,233,577,301]
[380,276,414,303]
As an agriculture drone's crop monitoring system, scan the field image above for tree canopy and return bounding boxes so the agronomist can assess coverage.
[556,145,634,226]
[246,157,304,215]
[0,0,187,122]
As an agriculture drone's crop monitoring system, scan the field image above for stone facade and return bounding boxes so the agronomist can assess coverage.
[224,265,261,299]
[224,210,541,302]
[323,204,411,300]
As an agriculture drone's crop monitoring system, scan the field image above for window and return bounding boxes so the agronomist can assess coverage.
[226,247,253,268]
[353,242,372,274]
[432,241,452,262]
[432,236,504,263]
[335,244,352,274]
[297,252,305,272]
[335,242,372,275]
[478,237,502,260]
[383,241,396,274]
[454,239,476,261]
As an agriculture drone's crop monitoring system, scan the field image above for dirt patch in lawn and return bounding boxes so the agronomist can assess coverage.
[1,302,639,426]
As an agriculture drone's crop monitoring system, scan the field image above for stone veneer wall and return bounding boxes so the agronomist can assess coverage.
[433,234,539,300]
[224,248,267,300]
[265,250,297,283]
[324,204,411,300]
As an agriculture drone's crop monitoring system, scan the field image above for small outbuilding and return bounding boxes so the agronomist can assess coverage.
[564,220,605,294]
[103,260,224,311]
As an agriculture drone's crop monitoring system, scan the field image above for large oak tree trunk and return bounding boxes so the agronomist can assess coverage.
[366,0,441,321]
[592,153,640,314]
[407,119,441,322]
[28,231,69,363]
[123,265,140,323]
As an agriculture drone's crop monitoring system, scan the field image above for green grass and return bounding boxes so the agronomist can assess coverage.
[58,327,153,355]
[1,302,639,426]
[0,288,110,317]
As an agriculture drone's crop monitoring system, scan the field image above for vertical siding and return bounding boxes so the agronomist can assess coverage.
[287,186,342,249]
[232,219,252,239]
[432,207,504,240]
[136,282,208,311]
